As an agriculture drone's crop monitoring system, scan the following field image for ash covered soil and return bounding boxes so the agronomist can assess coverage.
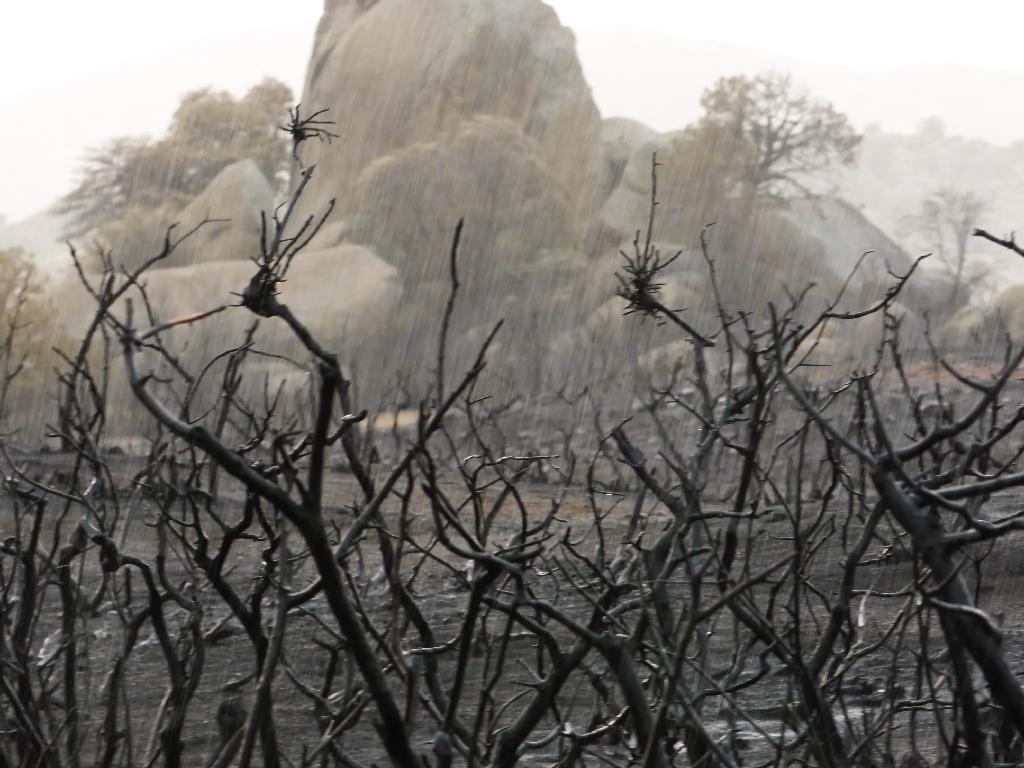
[7,447,1024,766]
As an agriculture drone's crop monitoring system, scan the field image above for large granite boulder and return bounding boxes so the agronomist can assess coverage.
[299,0,604,228]
[782,198,913,283]
[149,243,398,352]
[587,130,687,253]
[53,242,399,365]
[163,160,276,268]
[82,160,275,273]
[51,239,400,432]
[585,126,751,256]
[592,118,660,209]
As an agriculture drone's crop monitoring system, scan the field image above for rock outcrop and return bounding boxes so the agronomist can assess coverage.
[55,242,398,369]
[941,304,990,348]
[51,236,400,433]
[592,118,660,212]
[79,160,275,273]
[46,0,947,406]
[782,198,910,278]
[299,0,604,236]
[162,160,275,268]
[587,130,685,254]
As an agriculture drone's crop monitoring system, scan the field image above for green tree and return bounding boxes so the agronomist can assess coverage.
[58,78,293,238]
[664,120,758,224]
[694,71,861,205]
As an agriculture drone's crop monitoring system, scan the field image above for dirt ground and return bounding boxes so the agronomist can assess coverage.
[6,446,1024,767]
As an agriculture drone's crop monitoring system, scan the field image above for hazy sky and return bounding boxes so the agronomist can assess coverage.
[3,0,1023,222]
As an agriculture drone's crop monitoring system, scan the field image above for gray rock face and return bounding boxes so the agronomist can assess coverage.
[594,118,660,206]
[55,242,399,371]
[77,160,275,274]
[780,198,911,285]
[779,197,948,327]
[52,237,400,434]
[156,244,399,356]
[588,130,685,253]
[299,0,604,234]
[163,160,276,268]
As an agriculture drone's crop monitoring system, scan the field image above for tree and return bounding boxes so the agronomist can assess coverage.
[163,76,293,197]
[0,247,55,422]
[902,187,989,308]
[694,71,861,205]
[57,78,293,238]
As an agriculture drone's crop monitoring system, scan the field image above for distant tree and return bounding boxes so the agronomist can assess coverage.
[55,136,156,238]
[163,77,293,196]
[693,71,861,205]
[58,78,293,238]
[0,247,54,419]
[902,187,988,308]
[666,121,757,223]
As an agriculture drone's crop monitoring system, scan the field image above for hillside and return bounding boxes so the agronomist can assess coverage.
[837,122,1024,283]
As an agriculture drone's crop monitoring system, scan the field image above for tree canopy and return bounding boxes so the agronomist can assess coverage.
[57,78,293,238]
[691,71,861,205]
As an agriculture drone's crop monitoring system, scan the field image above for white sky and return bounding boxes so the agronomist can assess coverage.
[3,0,1023,222]
[554,1,1024,70]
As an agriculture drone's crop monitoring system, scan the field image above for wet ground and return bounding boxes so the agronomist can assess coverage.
[5,447,1024,766]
